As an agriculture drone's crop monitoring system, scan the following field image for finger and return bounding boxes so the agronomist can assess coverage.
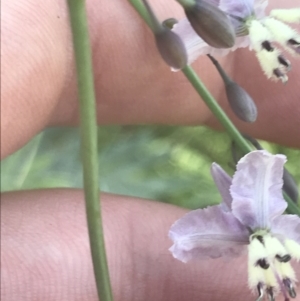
[2,189,290,301]
[2,0,299,159]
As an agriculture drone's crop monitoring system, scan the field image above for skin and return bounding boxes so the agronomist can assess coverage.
[1,0,299,300]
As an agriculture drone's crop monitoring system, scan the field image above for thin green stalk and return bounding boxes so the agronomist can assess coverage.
[67,1,113,301]
[129,0,300,216]
[181,66,299,215]
[128,0,153,30]
[181,66,252,154]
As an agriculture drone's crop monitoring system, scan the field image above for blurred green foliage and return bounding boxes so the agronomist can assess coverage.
[1,126,299,209]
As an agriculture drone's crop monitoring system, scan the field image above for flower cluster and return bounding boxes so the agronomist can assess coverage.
[173,1,300,82]
[169,150,300,301]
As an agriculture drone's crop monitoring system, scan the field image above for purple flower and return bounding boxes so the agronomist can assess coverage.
[169,150,300,300]
[172,1,300,82]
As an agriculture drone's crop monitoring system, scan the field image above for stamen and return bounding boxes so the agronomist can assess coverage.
[266,287,275,301]
[262,41,274,51]
[288,39,300,46]
[263,18,300,54]
[257,258,270,269]
[283,279,297,298]
[273,69,288,83]
[256,283,264,301]
[278,55,291,70]
[276,254,292,263]
[287,39,300,54]
[270,8,300,24]
[284,239,300,261]
[257,236,264,245]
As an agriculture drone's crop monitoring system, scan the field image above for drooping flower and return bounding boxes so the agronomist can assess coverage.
[169,150,300,301]
[172,1,300,82]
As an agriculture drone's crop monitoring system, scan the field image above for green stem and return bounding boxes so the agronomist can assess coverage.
[182,66,299,215]
[129,0,300,216]
[182,66,251,154]
[67,1,113,301]
[128,0,153,30]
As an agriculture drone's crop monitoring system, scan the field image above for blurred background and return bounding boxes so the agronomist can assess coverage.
[1,126,299,209]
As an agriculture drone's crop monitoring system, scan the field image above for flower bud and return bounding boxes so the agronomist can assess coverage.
[207,55,257,123]
[225,82,257,123]
[155,29,188,70]
[143,0,187,69]
[178,0,235,48]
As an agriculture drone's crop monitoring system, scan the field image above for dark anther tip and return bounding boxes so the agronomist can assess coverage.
[256,236,264,244]
[283,278,297,298]
[262,41,274,52]
[276,254,292,263]
[257,259,270,269]
[266,287,275,301]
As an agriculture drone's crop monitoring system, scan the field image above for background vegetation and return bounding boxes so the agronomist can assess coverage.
[1,126,299,208]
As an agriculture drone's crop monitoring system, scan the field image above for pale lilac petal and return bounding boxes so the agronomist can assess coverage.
[231,150,287,230]
[211,163,233,211]
[219,0,255,19]
[271,214,300,243]
[172,19,250,66]
[172,18,210,65]
[169,205,249,262]
[253,0,268,19]
[219,0,267,36]
[219,0,267,19]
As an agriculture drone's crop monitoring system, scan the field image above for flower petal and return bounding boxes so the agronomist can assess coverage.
[219,0,267,19]
[211,163,233,211]
[172,18,210,64]
[271,214,300,244]
[231,150,287,230]
[169,205,249,262]
[253,0,268,19]
[172,18,250,66]
[219,0,255,19]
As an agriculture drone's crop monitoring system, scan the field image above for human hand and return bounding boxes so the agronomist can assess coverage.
[1,0,300,300]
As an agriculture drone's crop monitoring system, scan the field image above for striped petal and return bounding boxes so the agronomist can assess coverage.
[169,205,249,262]
[172,18,250,66]
[230,150,287,230]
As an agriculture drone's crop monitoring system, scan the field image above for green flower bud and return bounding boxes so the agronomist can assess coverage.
[207,55,257,123]
[178,0,235,48]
